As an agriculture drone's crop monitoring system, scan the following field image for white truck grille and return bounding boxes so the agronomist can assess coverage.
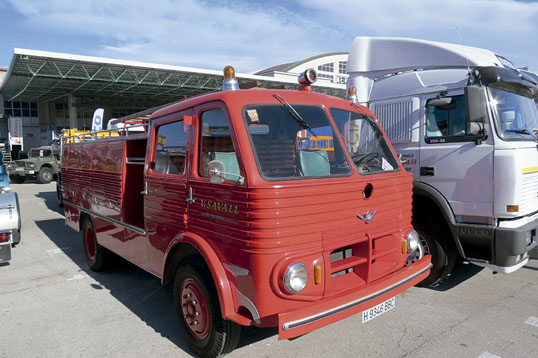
[520,171,538,214]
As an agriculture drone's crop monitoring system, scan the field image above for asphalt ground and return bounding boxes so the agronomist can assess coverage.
[2,182,538,358]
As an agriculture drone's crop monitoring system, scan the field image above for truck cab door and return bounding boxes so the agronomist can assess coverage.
[419,93,494,221]
[185,103,245,249]
[144,110,192,274]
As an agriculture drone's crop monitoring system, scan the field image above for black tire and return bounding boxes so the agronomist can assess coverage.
[410,217,456,287]
[9,175,25,184]
[36,167,53,184]
[81,217,108,272]
[174,259,241,358]
[56,178,63,207]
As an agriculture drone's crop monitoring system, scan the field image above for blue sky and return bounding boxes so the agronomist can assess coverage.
[0,0,537,73]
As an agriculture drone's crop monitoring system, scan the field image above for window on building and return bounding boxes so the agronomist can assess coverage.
[339,61,347,74]
[318,63,334,73]
[318,73,333,80]
[3,100,38,118]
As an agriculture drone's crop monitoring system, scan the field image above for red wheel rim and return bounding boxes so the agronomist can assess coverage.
[180,277,210,340]
[84,225,96,260]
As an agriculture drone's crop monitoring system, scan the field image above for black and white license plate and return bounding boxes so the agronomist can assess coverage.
[361,297,395,323]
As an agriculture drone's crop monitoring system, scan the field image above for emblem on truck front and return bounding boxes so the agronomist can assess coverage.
[357,210,377,224]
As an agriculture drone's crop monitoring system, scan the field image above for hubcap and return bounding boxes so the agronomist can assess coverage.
[43,171,51,181]
[180,278,210,340]
[84,226,96,259]
[406,235,430,265]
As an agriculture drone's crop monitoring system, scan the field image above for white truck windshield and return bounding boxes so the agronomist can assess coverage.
[489,87,538,141]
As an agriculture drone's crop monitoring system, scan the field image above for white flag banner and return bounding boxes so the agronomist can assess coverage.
[91,108,104,132]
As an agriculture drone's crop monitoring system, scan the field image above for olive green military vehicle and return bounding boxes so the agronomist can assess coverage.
[8,146,60,184]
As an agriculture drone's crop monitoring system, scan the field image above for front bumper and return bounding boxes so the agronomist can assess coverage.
[453,213,538,273]
[277,256,431,340]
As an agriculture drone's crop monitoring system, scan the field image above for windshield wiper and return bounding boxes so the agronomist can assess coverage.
[505,128,538,142]
[506,129,532,135]
[273,92,318,137]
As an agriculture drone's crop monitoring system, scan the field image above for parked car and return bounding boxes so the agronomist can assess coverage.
[0,151,22,263]
[7,146,60,184]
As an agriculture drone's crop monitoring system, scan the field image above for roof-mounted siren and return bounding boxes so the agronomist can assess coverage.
[346,86,359,103]
[298,68,317,92]
[222,66,239,91]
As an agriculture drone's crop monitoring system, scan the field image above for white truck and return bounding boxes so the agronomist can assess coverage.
[346,37,538,286]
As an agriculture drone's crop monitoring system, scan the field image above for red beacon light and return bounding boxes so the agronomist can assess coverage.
[222,65,239,91]
[298,68,317,92]
[346,86,359,103]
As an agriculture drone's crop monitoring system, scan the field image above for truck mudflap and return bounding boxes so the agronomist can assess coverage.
[278,256,432,340]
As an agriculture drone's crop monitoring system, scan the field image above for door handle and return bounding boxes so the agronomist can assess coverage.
[140,181,148,195]
[186,187,195,204]
[420,167,435,176]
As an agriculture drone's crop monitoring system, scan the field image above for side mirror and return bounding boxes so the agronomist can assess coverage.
[465,86,487,123]
[208,159,245,184]
[208,160,226,184]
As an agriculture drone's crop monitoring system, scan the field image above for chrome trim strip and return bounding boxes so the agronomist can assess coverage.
[64,200,147,235]
[282,263,432,331]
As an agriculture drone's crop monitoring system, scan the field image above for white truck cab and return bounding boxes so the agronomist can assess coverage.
[347,37,538,286]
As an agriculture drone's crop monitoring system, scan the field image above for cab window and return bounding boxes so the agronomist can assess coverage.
[198,109,241,182]
[425,96,470,142]
[154,120,188,175]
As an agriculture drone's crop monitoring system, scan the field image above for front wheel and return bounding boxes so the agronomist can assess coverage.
[36,167,53,184]
[408,218,456,287]
[174,259,241,358]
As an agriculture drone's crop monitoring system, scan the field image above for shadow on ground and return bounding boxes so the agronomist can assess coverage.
[427,260,484,292]
[35,190,64,216]
[34,205,277,356]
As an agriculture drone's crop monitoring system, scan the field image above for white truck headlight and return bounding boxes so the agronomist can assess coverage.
[406,229,419,252]
[283,263,308,294]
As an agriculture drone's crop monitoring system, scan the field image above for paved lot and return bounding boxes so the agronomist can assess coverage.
[2,182,538,358]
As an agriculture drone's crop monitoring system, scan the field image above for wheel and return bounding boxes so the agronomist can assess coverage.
[174,259,241,358]
[9,175,25,184]
[408,216,456,287]
[36,167,53,184]
[81,217,108,272]
[56,178,63,207]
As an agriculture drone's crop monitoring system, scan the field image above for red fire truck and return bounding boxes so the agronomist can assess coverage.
[61,67,431,357]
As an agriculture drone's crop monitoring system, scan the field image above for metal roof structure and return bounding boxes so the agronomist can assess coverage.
[0,49,345,108]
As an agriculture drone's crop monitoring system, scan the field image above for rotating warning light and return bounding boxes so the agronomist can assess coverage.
[222,65,239,91]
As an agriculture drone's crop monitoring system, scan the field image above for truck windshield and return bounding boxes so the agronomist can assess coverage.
[28,149,52,158]
[489,87,538,141]
[330,108,399,174]
[243,105,352,180]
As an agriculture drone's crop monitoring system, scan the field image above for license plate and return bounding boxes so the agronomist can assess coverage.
[28,170,34,174]
[15,168,24,171]
[362,297,395,323]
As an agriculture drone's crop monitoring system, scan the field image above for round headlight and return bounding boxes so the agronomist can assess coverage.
[283,263,308,294]
[406,229,419,253]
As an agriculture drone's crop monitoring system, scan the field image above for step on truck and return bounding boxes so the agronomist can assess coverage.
[346,37,538,286]
[60,66,431,357]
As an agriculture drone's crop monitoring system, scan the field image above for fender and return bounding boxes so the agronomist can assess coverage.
[412,181,465,256]
[413,181,456,225]
[162,232,235,321]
